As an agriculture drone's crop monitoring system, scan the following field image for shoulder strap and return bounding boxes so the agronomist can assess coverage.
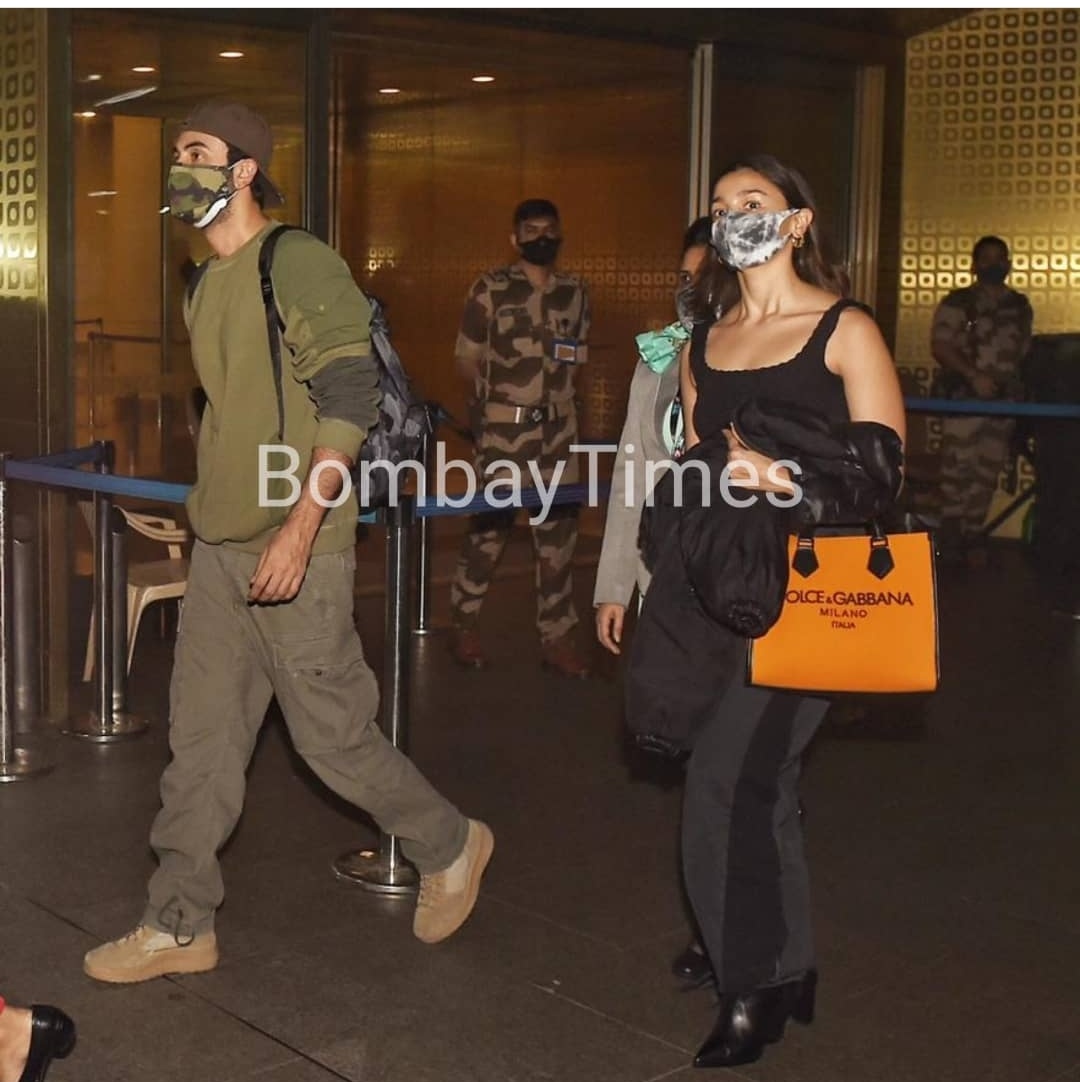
[258,224,306,441]
[688,319,713,382]
[810,298,872,351]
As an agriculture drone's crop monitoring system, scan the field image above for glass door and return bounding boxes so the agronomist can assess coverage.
[71,11,307,481]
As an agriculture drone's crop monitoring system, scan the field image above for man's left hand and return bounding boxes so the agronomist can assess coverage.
[249,522,314,604]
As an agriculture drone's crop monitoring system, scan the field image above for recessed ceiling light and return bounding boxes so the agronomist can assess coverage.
[378,87,401,94]
[132,65,155,73]
[219,51,244,59]
[85,73,102,82]
[471,75,495,83]
[75,110,96,118]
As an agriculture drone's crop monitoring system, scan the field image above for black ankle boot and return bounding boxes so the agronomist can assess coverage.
[789,968,817,1025]
[19,1005,76,1082]
[693,970,816,1069]
[671,941,714,989]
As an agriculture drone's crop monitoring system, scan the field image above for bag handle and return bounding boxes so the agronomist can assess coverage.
[791,521,895,581]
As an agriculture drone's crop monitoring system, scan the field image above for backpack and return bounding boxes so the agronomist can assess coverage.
[186,224,431,508]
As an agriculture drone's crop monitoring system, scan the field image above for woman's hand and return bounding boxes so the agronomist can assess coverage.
[596,603,627,655]
[723,429,796,493]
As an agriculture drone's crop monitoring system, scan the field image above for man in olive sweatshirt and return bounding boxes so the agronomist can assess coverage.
[84,103,493,984]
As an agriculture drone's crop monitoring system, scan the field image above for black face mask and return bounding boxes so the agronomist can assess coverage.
[519,236,561,267]
[976,263,1009,286]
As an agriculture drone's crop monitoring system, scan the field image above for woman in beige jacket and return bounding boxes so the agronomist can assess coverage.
[593,219,726,988]
[594,218,722,649]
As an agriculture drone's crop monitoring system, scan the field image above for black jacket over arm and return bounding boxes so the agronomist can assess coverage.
[626,398,903,756]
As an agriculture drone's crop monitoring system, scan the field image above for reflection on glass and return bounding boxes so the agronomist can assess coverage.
[72,11,306,481]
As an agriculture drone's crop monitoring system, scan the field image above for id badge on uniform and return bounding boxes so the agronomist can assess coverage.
[552,337,584,365]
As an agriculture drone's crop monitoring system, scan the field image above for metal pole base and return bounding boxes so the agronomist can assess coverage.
[64,711,149,743]
[0,746,54,783]
[332,846,419,895]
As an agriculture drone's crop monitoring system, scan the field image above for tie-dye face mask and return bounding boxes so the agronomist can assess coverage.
[166,163,237,229]
[711,208,801,271]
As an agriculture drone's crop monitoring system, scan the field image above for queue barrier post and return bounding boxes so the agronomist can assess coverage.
[413,419,436,636]
[332,494,420,894]
[13,513,43,734]
[64,441,149,742]
[0,453,53,781]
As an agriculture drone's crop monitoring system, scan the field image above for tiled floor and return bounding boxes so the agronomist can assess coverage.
[2,533,1079,1081]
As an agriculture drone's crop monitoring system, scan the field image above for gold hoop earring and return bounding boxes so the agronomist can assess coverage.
[792,233,805,249]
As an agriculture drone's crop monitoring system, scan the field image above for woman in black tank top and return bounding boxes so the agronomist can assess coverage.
[674,155,905,1070]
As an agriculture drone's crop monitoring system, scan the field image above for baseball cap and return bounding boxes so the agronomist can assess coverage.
[180,102,285,208]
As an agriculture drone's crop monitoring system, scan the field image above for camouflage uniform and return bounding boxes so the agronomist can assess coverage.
[450,265,590,644]
[931,284,1033,538]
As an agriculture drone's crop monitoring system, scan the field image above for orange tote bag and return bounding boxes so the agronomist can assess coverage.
[747,529,939,694]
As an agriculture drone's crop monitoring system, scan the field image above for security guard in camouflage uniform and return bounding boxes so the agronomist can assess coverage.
[931,235,1033,565]
[450,199,591,677]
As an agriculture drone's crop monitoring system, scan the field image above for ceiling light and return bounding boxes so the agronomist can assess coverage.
[87,190,117,198]
[132,65,155,73]
[218,50,244,59]
[85,73,102,82]
[94,85,158,106]
[471,75,495,83]
[75,110,96,118]
[378,87,401,95]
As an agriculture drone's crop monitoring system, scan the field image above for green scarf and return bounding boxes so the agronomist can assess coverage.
[635,321,690,374]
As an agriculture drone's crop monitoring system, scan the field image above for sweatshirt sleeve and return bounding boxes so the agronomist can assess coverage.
[593,364,654,607]
[271,231,380,459]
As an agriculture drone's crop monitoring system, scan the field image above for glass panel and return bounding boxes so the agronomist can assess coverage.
[710,46,856,271]
[331,12,691,471]
[898,8,1080,536]
[71,12,306,480]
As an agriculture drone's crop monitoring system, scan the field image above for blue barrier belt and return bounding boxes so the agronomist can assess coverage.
[6,461,193,504]
[417,481,609,519]
[904,396,1080,419]
[5,458,608,524]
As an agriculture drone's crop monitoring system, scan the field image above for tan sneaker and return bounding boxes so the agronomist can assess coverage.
[83,925,219,984]
[413,819,494,944]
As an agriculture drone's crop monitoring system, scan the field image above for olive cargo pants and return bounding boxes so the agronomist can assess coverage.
[144,540,467,937]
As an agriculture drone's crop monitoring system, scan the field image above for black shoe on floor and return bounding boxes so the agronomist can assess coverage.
[20,1005,76,1082]
[671,941,714,988]
[693,970,816,1069]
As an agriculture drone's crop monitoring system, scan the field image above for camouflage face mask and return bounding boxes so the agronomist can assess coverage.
[166,163,237,229]
[711,208,801,271]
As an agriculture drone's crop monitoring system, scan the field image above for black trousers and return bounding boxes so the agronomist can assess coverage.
[682,682,829,994]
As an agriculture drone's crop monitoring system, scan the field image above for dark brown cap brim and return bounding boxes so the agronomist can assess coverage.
[259,170,285,209]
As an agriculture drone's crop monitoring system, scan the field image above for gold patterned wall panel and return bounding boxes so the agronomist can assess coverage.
[897,8,1080,533]
[0,9,39,300]
[334,17,690,453]
[0,9,43,457]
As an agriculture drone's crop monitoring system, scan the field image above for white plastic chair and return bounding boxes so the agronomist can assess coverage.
[80,503,190,681]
